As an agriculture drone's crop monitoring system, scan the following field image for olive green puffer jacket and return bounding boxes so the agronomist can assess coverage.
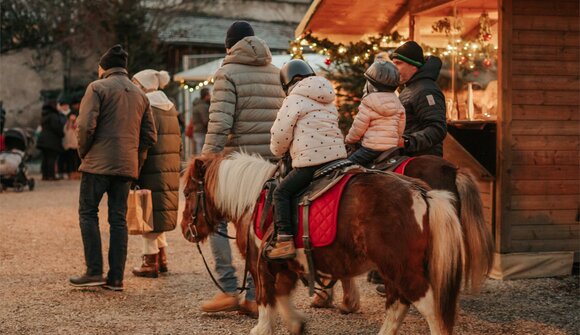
[202,36,285,160]
[137,91,181,232]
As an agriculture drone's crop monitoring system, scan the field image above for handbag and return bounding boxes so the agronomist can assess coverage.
[126,187,154,235]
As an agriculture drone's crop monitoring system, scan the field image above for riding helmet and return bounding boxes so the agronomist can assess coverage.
[280,59,316,94]
[364,60,400,92]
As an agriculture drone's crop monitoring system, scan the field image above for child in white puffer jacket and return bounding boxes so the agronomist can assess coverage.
[346,60,406,166]
[268,59,347,260]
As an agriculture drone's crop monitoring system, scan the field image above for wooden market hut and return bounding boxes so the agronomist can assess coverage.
[296,0,579,279]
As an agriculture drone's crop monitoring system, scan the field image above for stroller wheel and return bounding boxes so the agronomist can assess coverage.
[28,178,35,191]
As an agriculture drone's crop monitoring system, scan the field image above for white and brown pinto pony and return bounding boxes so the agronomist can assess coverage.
[182,152,466,335]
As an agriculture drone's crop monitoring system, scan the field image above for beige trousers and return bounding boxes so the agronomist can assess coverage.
[142,232,168,255]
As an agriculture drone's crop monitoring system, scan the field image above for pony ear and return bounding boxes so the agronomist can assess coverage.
[193,158,206,179]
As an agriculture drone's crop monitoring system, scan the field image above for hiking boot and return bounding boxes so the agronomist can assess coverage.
[158,247,168,273]
[132,254,159,278]
[375,284,386,297]
[103,279,124,292]
[267,235,296,260]
[238,299,259,319]
[69,273,106,287]
[200,292,239,313]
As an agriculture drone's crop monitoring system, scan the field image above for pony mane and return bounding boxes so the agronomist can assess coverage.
[214,152,276,219]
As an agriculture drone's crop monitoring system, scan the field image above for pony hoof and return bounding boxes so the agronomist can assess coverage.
[310,291,333,309]
[338,301,360,314]
[289,321,306,335]
[250,326,273,335]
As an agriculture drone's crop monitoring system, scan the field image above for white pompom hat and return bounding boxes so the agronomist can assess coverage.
[133,69,170,91]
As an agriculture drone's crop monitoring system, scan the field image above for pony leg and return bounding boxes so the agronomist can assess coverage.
[338,277,360,314]
[377,299,410,335]
[250,305,276,335]
[310,278,334,308]
[412,287,446,335]
[275,270,305,335]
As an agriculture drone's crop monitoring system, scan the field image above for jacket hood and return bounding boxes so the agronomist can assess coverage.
[290,76,335,104]
[361,92,401,117]
[223,36,272,66]
[407,56,442,85]
[146,90,174,111]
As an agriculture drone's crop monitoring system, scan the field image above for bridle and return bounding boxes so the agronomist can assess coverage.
[185,174,250,294]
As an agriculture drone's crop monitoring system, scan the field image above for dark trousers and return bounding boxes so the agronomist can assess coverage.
[59,149,80,174]
[273,164,321,235]
[78,172,131,281]
[41,149,59,179]
[348,146,382,167]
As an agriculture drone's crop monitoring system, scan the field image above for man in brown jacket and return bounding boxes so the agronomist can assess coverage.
[69,45,157,291]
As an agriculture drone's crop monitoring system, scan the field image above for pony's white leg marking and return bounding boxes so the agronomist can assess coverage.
[276,295,305,335]
[339,278,360,314]
[377,300,410,335]
[413,287,442,335]
[411,192,427,231]
[250,305,276,335]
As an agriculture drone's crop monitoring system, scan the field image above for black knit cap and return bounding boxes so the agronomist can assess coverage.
[225,21,255,49]
[392,41,425,67]
[99,44,128,70]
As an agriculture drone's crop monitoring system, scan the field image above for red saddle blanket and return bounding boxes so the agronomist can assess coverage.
[393,157,415,174]
[253,174,354,248]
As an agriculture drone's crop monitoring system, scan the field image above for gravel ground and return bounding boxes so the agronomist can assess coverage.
[0,177,578,335]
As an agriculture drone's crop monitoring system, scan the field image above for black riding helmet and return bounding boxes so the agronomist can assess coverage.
[280,59,316,94]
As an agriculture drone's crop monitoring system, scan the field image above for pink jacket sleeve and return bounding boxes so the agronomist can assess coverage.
[397,107,406,147]
[345,103,371,144]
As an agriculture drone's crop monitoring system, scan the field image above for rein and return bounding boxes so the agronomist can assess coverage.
[186,175,250,294]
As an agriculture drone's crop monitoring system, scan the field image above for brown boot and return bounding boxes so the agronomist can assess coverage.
[267,235,296,260]
[200,292,239,313]
[132,254,159,278]
[158,247,168,273]
[238,299,259,319]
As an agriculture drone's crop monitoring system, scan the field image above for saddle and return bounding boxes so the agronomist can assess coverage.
[369,147,408,171]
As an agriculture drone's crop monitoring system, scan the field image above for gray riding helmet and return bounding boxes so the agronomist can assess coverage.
[364,60,400,92]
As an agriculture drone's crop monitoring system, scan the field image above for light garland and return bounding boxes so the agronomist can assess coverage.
[179,78,214,92]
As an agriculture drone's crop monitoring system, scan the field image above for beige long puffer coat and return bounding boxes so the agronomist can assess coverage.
[270,76,346,168]
[345,92,406,151]
[202,36,285,160]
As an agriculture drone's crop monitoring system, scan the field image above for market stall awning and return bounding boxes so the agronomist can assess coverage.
[295,0,408,43]
[173,54,330,82]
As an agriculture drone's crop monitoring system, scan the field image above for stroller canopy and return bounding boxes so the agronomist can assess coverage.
[4,128,32,152]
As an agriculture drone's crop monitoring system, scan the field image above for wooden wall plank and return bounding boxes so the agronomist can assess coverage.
[512,75,580,91]
[511,180,579,195]
[512,150,580,165]
[512,45,579,61]
[511,195,579,210]
[510,120,579,135]
[513,1,579,17]
[507,209,579,225]
[513,30,579,47]
[512,135,579,151]
[512,105,579,121]
[511,165,580,180]
[513,15,580,31]
[511,240,579,252]
[512,61,579,76]
[512,225,580,240]
[512,90,579,105]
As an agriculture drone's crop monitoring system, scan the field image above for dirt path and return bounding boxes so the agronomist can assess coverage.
[0,178,578,334]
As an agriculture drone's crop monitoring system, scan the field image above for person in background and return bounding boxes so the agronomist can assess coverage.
[190,87,210,155]
[200,21,285,318]
[61,113,81,179]
[69,44,157,291]
[390,41,447,157]
[56,96,73,179]
[130,69,181,278]
[37,99,65,181]
[345,60,405,167]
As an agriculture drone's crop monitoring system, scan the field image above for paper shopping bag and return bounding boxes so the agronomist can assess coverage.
[126,188,154,235]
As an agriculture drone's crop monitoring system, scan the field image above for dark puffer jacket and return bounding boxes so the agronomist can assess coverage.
[399,56,447,157]
[202,36,286,160]
[37,104,66,153]
[137,95,181,232]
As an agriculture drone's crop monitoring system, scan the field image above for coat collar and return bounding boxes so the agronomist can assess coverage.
[102,67,128,79]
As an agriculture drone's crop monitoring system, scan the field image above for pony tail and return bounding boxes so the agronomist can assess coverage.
[456,171,495,293]
[156,70,170,89]
[426,190,465,334]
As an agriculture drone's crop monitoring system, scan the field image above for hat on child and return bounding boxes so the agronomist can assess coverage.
[133,70,171,91]
[225,21,255,49]
[364,60,400,92]
[99,44,128,70]
[391,41,425,67]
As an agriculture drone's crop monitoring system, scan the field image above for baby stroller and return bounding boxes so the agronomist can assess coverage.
[0,128,35,192]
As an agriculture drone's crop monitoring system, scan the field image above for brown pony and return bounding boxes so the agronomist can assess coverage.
[182,152,468,335]
[315,155,495,310]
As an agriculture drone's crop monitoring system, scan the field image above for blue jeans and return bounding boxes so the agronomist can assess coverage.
[78,172,131,281]
[209,220,255,301]
[348,146,382,167]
